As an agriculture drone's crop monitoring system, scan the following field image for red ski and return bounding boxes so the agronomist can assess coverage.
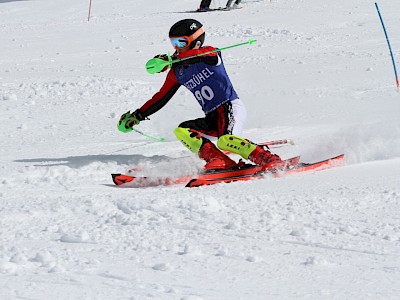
[186,154,345,187]
[111,156,301,187]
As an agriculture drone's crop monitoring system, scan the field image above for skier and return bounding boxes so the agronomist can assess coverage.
[197,0,212,11]
[118,19,283,170]
[226,0,242,9]
[198,0,241,11]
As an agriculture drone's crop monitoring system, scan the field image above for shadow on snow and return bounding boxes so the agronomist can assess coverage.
[14,154,172,168]
[0,0,28,3]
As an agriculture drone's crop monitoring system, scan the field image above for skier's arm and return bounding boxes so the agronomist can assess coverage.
[134,69,181,120]
[173,46,219,67]
[154,51,218,70]
[172,53,218,67]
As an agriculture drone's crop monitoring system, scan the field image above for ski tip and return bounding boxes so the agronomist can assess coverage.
[185,178,214,188]
[111,173,135,185]
[185,179,198,188]
[111,173,122,185]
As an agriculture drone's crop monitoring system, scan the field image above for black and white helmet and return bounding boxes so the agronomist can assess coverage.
[169,19,205,50]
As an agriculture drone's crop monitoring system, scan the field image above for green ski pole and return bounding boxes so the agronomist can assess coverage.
[131,127,165,142]
[145,39,257,74]
[118,112,165,142]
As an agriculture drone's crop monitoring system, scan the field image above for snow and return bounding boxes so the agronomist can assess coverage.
[1,0,400,299]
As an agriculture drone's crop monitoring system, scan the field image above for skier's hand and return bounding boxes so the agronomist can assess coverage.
[154,54,169,61]
[153,54,170,73]
[118,109,142,132]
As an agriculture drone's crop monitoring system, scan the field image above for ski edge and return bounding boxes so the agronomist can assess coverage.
[186,173,261,188]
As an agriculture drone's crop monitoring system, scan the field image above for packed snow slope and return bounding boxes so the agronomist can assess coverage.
[1,0,400,299]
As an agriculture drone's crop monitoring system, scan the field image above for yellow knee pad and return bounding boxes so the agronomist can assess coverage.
[217,134,257,159]
[173,127,203,153]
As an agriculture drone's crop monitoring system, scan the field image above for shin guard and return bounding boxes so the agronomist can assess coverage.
[217,134,257,159]
[173,127,204,154]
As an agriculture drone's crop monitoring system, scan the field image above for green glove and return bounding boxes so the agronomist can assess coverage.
[118,111,140,133]
[146,53,178,74]
[153,54,170,73]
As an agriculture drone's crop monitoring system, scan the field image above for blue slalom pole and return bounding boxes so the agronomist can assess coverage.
[375,2,400,89]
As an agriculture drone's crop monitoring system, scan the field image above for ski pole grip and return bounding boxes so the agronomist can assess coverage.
[145,57,170,74]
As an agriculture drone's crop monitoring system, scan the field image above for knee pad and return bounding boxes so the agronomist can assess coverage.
[173,127,203,154]
[217,134,257,159]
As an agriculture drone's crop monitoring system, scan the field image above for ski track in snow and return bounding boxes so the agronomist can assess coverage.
[1,0,400,299]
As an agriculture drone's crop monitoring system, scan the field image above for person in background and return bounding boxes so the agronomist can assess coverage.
[198,0,212,11]
[198,0,242,12]
[226,0,242,9]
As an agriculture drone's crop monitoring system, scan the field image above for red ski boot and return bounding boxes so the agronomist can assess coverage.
[248,145,285,170]
[199,142,237,170]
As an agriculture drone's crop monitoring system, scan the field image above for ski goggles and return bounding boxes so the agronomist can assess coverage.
[170,27,205,50]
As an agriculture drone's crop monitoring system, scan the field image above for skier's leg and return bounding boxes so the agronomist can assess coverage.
[173,127,204,154]
[229,99,247,136]
[199,0,212,9]
[234,0,242,5]
[217,135,283,168]
[173,100,247,169]
[214,99,282,168]
[217,134,255,159]
[226,0,234,8]
[173,127,237,169]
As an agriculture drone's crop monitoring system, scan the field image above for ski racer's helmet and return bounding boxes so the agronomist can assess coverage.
[169,19,205,51]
